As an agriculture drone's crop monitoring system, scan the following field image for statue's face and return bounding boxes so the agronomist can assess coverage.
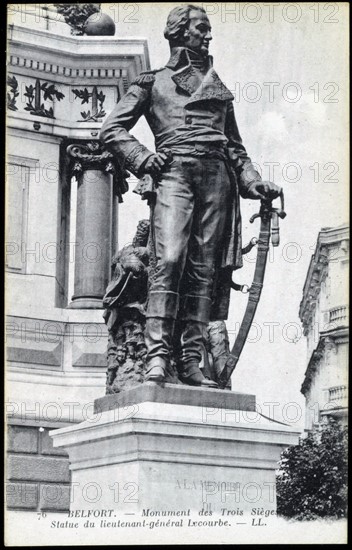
[183,10,212,57]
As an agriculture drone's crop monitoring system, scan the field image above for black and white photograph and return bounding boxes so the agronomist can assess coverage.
[5,2,348,545]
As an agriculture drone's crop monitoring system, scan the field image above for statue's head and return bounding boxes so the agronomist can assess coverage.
[116,346,125,362]
[164,5,212,57]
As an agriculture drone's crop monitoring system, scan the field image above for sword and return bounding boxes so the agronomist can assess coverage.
[218,191,286,389]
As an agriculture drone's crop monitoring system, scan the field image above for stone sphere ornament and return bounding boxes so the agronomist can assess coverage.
[84,12,116,36]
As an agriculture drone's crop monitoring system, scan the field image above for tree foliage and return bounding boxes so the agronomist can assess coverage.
[276,417,348,521]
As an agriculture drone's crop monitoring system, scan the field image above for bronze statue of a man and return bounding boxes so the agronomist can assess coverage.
[100,5,280,387]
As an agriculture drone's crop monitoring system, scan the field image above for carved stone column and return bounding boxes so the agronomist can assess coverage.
[66,141,128,309]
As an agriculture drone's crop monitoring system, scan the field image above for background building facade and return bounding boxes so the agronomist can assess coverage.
[299,225,349,430]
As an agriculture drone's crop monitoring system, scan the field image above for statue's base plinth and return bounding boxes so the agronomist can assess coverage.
[50,383,299,513]
[94,382,256,413]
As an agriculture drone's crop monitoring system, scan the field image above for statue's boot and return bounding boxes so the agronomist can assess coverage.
[144,317,175,382]
[178,362,218,388]
[145,361,166,382]
[176,320,218,388]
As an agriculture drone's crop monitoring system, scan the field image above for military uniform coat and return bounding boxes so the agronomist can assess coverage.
[100,47,262,319]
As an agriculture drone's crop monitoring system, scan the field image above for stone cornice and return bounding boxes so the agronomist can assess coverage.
[8,24,150,74]
[9,55,129,83]
[7,23,149,96]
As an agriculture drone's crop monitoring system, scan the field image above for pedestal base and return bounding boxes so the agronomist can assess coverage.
[67,297,103,309]
[50,384,299,514]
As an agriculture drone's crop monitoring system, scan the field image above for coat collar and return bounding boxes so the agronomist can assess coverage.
[165,47,212,70]
[166,48,234,103]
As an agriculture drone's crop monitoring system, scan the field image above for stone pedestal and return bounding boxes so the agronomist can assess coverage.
[50,384,299,514]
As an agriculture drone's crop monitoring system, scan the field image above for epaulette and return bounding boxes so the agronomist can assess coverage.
[131,69,162,88]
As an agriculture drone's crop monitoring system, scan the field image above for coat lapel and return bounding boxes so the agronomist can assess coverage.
[171,65,234,102]
[171,63,203,96]
[166,47,234,102]
[187,68,234,104]
[166,48,234,103]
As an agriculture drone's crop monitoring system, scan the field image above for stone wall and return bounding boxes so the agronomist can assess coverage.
[6,421,71,512]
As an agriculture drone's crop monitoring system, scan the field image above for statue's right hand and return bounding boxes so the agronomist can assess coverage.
[123,254,146,276]
[144,152,170,175]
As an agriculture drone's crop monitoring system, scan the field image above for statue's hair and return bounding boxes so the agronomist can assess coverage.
[164,5,206,45]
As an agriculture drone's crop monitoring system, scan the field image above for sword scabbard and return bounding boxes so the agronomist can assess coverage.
[219,192,286,389]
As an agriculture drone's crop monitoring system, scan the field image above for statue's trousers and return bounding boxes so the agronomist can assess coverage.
[145,153,232,365]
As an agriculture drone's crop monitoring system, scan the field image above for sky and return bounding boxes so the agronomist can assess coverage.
[105,2,349,429]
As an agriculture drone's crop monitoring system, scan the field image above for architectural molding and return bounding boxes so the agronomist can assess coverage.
[301,328,349,396]
[299,225,349,334]
[7,112,103,139]
[8,57,126,81]
[7,343,62,368]
[8,24,150,80]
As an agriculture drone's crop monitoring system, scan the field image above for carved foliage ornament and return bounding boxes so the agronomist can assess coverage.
[72,86,106,122]
[66,141,129,202]
[7,75,19,111]
[24,78,65,118]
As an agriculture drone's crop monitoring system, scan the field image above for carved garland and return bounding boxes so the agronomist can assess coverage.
[66,141,129,202]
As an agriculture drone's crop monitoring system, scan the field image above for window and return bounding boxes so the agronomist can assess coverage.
[5,156,37,272]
